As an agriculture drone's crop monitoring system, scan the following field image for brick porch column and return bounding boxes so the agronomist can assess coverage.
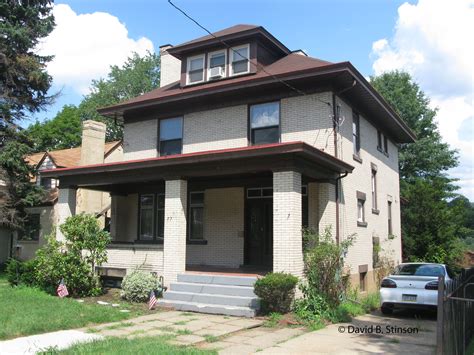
[163,179,187,286]
[56,187,77,242]
[273,170,303,278]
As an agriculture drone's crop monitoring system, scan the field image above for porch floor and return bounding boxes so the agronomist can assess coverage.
[185,265,270,277]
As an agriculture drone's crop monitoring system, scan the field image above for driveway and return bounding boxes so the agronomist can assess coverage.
[260,309,437,355]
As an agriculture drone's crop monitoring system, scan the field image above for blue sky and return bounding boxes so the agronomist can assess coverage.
[32,0,473,199]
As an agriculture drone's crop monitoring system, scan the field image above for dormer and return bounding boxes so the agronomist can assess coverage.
[163,25,290,88]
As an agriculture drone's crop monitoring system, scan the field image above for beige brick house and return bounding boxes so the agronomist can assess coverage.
[42,25,414,315]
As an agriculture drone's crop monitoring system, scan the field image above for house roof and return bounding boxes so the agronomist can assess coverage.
[27,141,122,169]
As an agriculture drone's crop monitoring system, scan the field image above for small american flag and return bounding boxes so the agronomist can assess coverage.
[148,290,157,310]
[57,279,69,298]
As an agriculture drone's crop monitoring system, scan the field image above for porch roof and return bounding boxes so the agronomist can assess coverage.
[40,142,353,192]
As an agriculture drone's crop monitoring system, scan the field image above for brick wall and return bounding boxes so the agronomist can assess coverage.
[187,187,244,268]
[103,244,163,274]
[123,120,158,160]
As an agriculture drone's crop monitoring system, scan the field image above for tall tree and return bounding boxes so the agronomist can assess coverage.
[0,0,55,136]
[370,71,462,267]
[78,51,161,141]
[26,105,82,152]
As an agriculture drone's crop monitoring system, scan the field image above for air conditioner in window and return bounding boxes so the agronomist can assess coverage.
[209,66,224,79]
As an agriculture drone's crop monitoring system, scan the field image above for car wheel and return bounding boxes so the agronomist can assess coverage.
[381,306,393,315]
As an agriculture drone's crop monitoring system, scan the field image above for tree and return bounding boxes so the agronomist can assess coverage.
[0,0,55,133]
[0,139,44,229]
[26,105,82,152]
[370,71,463,268]
[78,51,161,141]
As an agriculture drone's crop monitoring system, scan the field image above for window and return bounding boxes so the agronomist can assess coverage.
[138,193,165,242]
[208,50,226,78]
[189,192,204,241]
[359,271,367,292]
[249,102,280,145]
[18,214,40,241]
[352,111,360,156]
[388,201,393,235]
[40,177,52,189]
[371,167,378,211]
[139,194,155,240]
[187,54,205,84]
[159,117,183,156]
[230,44,249,75]
[357,191,367,227]
[377,130,389,155]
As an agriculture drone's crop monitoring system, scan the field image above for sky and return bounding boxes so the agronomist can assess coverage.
[31,0,473,199]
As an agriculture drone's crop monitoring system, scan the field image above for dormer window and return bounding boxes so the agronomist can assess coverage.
[187,54,205,84]
[230,44,249,76]
[208,50,226,80]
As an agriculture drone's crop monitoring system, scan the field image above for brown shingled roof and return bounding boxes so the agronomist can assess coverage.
[176,24,259,47]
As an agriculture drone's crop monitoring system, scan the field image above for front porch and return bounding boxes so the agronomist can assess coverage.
[43,142,353,287]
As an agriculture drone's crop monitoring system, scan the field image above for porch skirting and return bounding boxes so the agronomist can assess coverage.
[103,244,163,274]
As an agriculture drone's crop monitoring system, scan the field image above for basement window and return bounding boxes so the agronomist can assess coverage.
[187,54,205,84]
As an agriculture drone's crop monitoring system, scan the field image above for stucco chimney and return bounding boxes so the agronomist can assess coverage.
[80,120,106,166]
[160,44,181,87]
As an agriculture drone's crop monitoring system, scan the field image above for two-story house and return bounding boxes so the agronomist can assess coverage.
[42,25,415,316]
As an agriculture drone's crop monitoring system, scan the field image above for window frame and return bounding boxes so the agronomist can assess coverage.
[356,191,367,227]
[158,117,183,156]
[352,111,361,158]
[377,130,389,156]
[230,44,250,76]
[388,200,393,236]
[138,193,155,241]
[248,101,281,146]
[186,54,206,85]
[207,49,227,79]
[371,165,378,213]
[137,193,165,243]
[188,191,205,242]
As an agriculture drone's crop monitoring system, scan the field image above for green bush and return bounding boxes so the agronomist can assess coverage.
[5,258,38,287]
[120,270,158,302]
[254,272,298,314]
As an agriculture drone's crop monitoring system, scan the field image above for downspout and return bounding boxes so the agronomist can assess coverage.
[335,171,349,244]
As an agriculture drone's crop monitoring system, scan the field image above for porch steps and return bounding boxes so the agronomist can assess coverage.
[157,273,260,317]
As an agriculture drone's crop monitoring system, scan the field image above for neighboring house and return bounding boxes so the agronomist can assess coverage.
[42,25,415,315]
[15,121,123,260]
[0,181,13,265]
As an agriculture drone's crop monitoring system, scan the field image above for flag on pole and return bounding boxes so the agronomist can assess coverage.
[57,279,69,298]
[148,290,157,310]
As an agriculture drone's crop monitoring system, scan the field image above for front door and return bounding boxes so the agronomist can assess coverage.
[246,198,273,267]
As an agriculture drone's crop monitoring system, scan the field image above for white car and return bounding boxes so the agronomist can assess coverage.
[379,262,453,314]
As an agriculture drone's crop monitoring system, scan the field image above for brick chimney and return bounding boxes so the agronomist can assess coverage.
[160,44,181,87]
[80,120,106,166]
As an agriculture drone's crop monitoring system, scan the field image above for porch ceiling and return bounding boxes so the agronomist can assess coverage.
[40,142,353,192]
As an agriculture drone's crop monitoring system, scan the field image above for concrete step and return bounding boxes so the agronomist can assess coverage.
[157,299,257,318]
[163,290,260,308]
[169,282,256,297]
[178,273,257,287]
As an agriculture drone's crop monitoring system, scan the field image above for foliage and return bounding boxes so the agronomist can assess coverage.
[5,258,38,287]
[301,227,355,307]
[254,272,298,314]
[78,52,161,141]
[370,71,465,269]
[0,139,45,229]
[60,214,111,273]
[294,292,332,324]
[34,235,101,297]
[263,312,284,328]
[25,105,82,152]
[0,277,132,340]
[121,269,158,302]
[0,0,55,128]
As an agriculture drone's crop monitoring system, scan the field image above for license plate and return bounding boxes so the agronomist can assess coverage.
[402,294,417,302]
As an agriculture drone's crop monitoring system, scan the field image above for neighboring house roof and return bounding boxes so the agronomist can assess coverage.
[29,141,122,169]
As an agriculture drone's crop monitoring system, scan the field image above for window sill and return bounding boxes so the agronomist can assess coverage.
[372,208,380,215]
[353,154,363,164]
[377,147,389,157]
[187,240,208,245]
[357,221,368,227]
[134,239,164,244]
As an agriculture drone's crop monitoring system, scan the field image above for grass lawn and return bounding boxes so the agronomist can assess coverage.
[0,273,144,340]
[41,336,215,355]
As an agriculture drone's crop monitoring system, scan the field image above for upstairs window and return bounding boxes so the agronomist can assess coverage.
[187,54,205,84]
[249,102,280,145]
[231,44,249,75]
[159,117,183,156]
[377,130,389,155]
[357,191,367,227]
[371,165,378,212]
[352,111,361,157]
[388,200,393,235]
[208,50,226,79]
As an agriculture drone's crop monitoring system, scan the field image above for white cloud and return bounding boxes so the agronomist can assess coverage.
[36,4,154,94]
[371,0,474,200]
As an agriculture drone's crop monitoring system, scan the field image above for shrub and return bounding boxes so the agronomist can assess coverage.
[5,258,38,287]
[254,272,298,314]
[121,270,158,302]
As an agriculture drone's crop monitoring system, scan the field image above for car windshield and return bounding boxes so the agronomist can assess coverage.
[394,264,445,277]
